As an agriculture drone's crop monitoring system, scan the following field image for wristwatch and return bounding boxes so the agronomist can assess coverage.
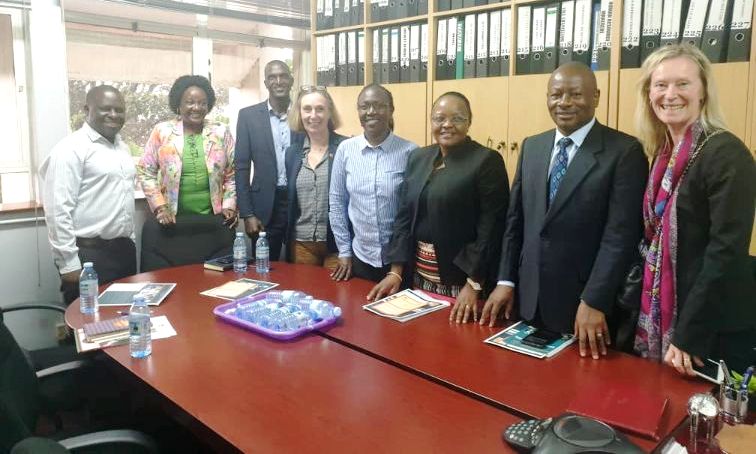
[466,277,482,291]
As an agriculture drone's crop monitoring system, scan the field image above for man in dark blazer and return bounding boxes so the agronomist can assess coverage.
[235,60,296,261]
[480,62,648,360]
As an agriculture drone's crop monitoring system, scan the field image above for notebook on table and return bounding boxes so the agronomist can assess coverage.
[566,381,669,440]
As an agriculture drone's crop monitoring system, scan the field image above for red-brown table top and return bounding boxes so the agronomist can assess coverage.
[66,264,520,453]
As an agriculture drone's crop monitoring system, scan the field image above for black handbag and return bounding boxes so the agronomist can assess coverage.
[613,242,647,352]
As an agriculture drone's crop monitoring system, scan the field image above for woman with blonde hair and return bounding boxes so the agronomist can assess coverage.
[284,86,346,268]
[633,44,755,374]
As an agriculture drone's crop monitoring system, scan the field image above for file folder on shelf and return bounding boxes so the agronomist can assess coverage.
[590,1,601,70]
[351,0,360,26]
[381,28,391,82]
[358,30,366,84]
[317,0,325,30]
[682,0,710,48]
[464,14,477,78]
[622,0,643,67]
[702,0,734,63]
[641,0,663,62]
[544,3,559,72]
[410,24,421,82]
[463,0,475,7]
[325,0,335,29]
[316,36,325,86]
[451,0,463,11]
[400,25,411,82]
[326,34,337,86]
[476,13,489,77]
[348,31,358,85]
[531,6,547,74]
[559,0,575,65]
[418,0,428,15]
[596,0,613,70]
[727,0,753,61]
[660,0,688,47]
[437,0,451,12]
[338,32,348,86]
[407,0,418,17]
[334,0,343,28]
[489,9,503,77]
[436,18,450,80]
[455,16,465,79]
[501,8,512,75]
[447,17,459,79]
[389,27,401,83]
[516,5,532,74]
[420,23,429,80]
[373,29,382,83]
[572,0,592,65]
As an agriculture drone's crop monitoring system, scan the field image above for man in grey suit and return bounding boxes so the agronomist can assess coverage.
[235,60,296,261]
[480,62,648,360]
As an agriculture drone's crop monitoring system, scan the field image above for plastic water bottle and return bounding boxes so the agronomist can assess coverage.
[78,262,99,314]
[233,232,247,273]
[255,232,270,273]
[265,290,307,305]
[308,300,342,321]
[129,295,152,358]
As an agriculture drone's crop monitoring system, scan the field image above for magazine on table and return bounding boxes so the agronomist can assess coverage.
[363,289,450,322]
[200,278,278,300]
[483,321,575,359]
[74,315,177,353]
[98,283,176,306]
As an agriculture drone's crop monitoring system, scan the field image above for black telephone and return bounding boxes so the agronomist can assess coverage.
[502,414,644,453]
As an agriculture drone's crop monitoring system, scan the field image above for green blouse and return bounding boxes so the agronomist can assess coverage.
[177,134,212,215]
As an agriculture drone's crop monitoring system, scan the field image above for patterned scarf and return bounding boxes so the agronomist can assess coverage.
[634,121,706,361]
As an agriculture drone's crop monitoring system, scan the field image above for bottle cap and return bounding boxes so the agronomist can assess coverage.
[83,262,93,267]
[259,232,267,237]
[236,232,244,237]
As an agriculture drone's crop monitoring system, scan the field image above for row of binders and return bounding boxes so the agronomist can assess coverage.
[621,0,754,67]
[371,0,429,23]
[437,0,503,11]
[372,23,430,83]
[436,11,512,79]
[316,32,366,86]
[316,0,364,31]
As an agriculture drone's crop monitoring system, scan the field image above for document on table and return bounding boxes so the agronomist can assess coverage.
[74,315,177,353]
[483,321,575,359]
[98,283,176,306]
[363,289,450,322]
[200,278,278,300]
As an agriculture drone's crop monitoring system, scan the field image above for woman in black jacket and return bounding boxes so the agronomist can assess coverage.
[284,86,346,269]
[367,92,510,324]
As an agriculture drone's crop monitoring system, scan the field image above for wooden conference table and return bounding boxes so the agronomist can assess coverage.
[66,263,711,452]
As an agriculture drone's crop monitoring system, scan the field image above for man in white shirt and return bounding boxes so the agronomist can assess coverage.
[40,85,137,305]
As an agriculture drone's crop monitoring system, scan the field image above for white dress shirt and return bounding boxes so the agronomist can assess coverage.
[40,122,136,274]
[497,118,596,288]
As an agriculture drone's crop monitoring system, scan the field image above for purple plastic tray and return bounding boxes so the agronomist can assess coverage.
[213,293,339,340]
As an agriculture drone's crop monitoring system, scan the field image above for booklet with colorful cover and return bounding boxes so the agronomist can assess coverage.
[363,289,450,322]
[98,283,176,306]
[200,278,278,300]
[483,321,575,359]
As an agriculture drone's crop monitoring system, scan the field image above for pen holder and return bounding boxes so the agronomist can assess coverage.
[719,383,748,424]
[687,393,720,453]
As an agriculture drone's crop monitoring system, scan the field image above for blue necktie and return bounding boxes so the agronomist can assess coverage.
[548,137,572,205]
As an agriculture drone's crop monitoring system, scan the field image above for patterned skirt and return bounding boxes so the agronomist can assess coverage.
[413,241,462,298]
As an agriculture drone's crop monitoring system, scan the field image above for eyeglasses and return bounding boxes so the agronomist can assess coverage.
[431,115,469,126]
[301,85,328,93]
[357,102,390,113]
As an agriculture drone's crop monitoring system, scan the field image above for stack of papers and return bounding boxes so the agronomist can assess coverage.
[99,283,176,306]
[200,278,278,300]
[74,315,177,353]
[483,321,575,359]
[363,289,450,322]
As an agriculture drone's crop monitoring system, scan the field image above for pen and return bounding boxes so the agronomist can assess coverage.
[740,366,754,392]
[720,360,733,386]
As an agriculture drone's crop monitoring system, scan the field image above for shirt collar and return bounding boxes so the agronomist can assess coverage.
[82,121,121,145]
[554,117,596,148]
[360,131,395,151]
[267,100,290,120]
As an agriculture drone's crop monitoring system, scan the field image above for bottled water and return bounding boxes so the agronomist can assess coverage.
[129,295,152,358]
[265,290,308,306]
[233,232,248,273]
[255,232,270,273]
[78,262,99,314]
[308,300,342,321]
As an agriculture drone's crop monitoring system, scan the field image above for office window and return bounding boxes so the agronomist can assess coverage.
[66,23,192,157]
[0,10,32,204]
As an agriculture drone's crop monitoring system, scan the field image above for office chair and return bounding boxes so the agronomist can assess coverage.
[0,320,157,453]
[140,214,234,272]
